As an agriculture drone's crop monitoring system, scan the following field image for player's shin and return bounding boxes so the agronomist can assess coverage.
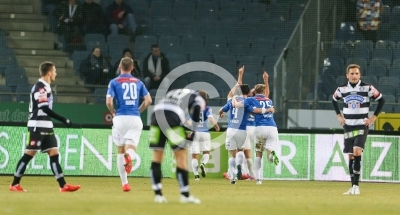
[349,159,355,186]
[176,167,190,197]
[11,153,33,186]
[117,154,128,185]
[150,162,163,196]
[228,157,236,180]
[236,151,244,166]
[201,153,210,165]
[246,158,256,178]
[191,159,199,175]
[353,156,362,186]
[49,154,66,188]
[254,156,262,180]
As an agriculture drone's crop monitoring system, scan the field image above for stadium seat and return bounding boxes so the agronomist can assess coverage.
[348,47,370,60]
[376,40,396,49]
[372,49,392,61]
[336,76,347,85]
[366,65,387,77]
[5,67,26,77]
[379,84,396,97]
[84,34,105,43]
[94,88,107,104]
[0,86,12,102]
[353,40,373,51]
[379,77,399,87]
[382,95,396,112]
[369,58,391,73]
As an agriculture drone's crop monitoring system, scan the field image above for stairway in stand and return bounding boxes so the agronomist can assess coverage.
[0,0,91,103]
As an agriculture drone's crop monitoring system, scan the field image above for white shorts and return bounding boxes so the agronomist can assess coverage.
[112,115,143,147]
[225,128,247,151]
[243,126,255,150]
[254,126,278,152]
[190,132,212,154]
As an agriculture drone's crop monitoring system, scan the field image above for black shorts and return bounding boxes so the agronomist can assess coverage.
[26,131,58,153]
[343,128,369,154]
[149,110,189,151]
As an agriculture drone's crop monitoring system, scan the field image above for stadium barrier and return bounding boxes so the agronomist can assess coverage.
[0,126,399,182]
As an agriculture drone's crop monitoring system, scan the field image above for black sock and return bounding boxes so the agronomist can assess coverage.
[176,167,190,197]
[353,156,362,186]
[349,159,354,186]
[150,162,163,196]
[12,154,33,186]
[50,154,66,188]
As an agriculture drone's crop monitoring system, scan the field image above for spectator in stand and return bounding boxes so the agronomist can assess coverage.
[81,0,107,35]
[106,0,137,36]
[356,0,382,43]
[113,48,143,80]
[42,0,64,33]
[54,0,84,49]
[143,44,170,90]
[80,47,113,85]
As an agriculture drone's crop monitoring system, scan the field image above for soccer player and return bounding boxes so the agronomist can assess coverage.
[9,61,81,192]
[149,89,205,204]
[106,57,152,192]
[332,64,385,195]
[219,81,250,184]
[233,72,279,185]
[190,90,220,180]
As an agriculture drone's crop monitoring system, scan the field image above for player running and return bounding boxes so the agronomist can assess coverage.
[189,90,220,180]
[106,57,152,192]
[149,89,205,204]
[233,72,279,185]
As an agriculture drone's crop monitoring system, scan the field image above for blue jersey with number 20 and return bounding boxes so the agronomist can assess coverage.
[243,94,276,127]
[107,74,149,116]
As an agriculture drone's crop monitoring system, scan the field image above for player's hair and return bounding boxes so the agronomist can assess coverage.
[346,64,361,74]
[120,57,134,72]
[151,44,159,50]
[197,90,208,105]
[235,84,250,95]
[254,84,265,94]
[39,61,55,77]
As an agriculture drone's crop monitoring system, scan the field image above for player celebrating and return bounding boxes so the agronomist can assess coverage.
[233,72,279,185]
[332,64,385,195]
[9,61,81,192]
[219,81,250,184]
[149,89,205,204]
[106,57,152,192]
[190,90,220,180]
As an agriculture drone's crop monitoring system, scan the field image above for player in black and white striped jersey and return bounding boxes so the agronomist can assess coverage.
[9,61,80,193]
[332,64,385,195]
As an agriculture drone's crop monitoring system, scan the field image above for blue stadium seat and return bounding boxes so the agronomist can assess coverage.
[0,86,12,102]
[71,50,90,71]
[160,43,182,55]
[379,84,396,96]
[6,75,29,89]
[219,9,243,21]
[366,64,387,77]
[336,76,347,85]
[381,5,391,23]
[5,67,26,77]
[370,58,391,74]
[362,76,378,86]
[376,40,396,49]
[346,57,367,72]
[348,47,370,60]
[94,88,107,104]
[372,49,393,61]
[84,34,105,43]
[158,35,181,47]
[390,6,400,24]
[353,40,374,51]
[382,94,395,112]
[379,77,399,88]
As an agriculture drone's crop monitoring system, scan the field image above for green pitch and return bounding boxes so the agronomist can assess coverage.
[1,176,399,215]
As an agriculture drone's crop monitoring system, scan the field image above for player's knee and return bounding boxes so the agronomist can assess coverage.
[353,156,362,173]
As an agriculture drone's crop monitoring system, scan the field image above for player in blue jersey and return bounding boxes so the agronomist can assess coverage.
[106,57,152,192]
[233,75,279,185]
[189,90,220,180]
[219,81,251,184]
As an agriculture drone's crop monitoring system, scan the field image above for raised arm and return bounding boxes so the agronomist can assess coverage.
[227,66,244,98]
[263,71,270,97]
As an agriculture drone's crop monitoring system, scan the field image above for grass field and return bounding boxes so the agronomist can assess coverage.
[1,176,399,215]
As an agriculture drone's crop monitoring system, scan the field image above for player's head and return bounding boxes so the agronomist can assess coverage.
[151,44,161,57]
[197,90,208,106]
[235,84,250,96]
[39,61,57,82]
[346,64,361,84]
[91,47,101,58]
[122,48,132,58]
[254,84,265,94]
[119,57,134,74]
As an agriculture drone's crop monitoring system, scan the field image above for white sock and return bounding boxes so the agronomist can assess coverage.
[247,158,255,178]
[191,159,199,175]
[126,148,136,161]
[236,151,244,167]
[201,154,210,165]
[254,157,262,180]
[242,159,249,174]
[117,154,128,185]
[228,157,236,180]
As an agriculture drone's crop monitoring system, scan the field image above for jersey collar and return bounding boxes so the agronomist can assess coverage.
[347,80,361,88]
[119,74,133,77]
[38,78,50,88]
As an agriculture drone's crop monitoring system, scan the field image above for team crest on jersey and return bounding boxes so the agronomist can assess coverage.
[30,140,36,146]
